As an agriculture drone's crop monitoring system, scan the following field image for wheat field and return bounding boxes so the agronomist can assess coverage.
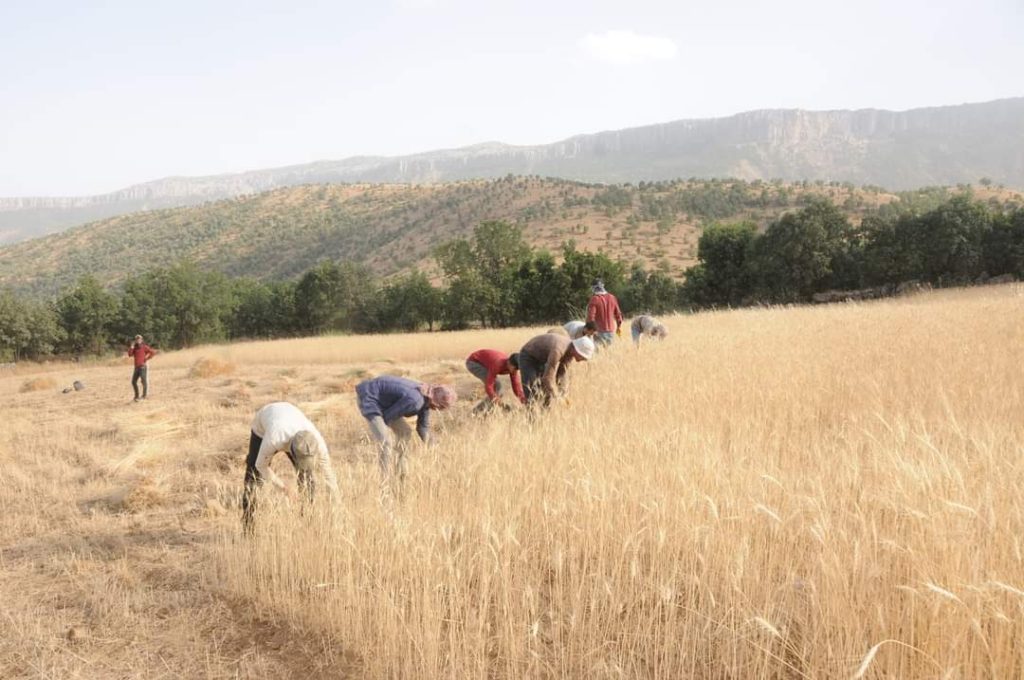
[1,284,1022,678]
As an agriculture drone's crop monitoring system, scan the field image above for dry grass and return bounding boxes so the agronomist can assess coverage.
[1,283,1023,678]
[161,326,555,370]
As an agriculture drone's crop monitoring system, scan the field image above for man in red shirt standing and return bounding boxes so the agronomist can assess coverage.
[586,279,623,348]
[127,334,157,401]
[465,349,526,414]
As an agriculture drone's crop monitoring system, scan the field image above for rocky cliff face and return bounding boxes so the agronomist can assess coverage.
[2,97,1022,244]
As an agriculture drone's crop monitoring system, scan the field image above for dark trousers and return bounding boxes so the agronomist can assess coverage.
[241,431,315,533]
[131,365,148,399]
[518,353,544,406]
[519,354,565,407]
[466,359,500,392]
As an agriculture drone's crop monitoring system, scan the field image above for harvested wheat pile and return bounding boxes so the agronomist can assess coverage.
[95,477,168,513]
[188,357,236,378]
[120,479,168,512]
[19,377,57,393]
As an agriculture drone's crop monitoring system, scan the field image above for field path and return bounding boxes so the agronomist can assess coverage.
[0,358,381,678]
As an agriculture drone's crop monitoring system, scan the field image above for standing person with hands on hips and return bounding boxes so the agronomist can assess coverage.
[127,334,156,401]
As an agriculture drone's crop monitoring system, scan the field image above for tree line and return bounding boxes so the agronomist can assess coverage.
[0,220,680,360]
[2,194,1022,361]
[682,194,1024,307]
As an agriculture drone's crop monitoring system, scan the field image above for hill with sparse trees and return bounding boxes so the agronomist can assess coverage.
[3,176,1021,298]
[2,176,1024,363]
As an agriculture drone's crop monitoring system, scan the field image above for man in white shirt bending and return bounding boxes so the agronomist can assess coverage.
[563,319,598,340]
[243,401,339,533]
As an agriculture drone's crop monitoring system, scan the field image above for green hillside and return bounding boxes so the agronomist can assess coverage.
[1,176,1020,296]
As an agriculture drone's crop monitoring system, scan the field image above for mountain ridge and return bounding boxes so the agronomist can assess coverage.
[2,97,1022,244]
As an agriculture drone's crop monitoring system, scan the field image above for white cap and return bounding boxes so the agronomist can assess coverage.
[572,336,595,360]
[290,431,319,471]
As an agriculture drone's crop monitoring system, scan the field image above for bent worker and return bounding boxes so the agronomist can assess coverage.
[518,333,596,407]
[586,279,623,347]
[243,401,339,533]
[465,349,526,413]
[563,319,598,340]
[631,315,669,347]
[127,334,157,401]
[356,376,457,495]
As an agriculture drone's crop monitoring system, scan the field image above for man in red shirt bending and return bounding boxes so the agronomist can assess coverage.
[127,334,157,401]
[586,279,623,348]
[465,349,526,414]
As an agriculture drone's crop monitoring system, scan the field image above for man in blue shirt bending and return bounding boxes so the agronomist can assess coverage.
[356,375,457,501]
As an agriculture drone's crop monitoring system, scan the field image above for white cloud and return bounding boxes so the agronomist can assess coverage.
[578,30,678,65]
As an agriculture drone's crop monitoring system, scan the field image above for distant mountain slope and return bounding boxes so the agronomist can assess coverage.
[4,176,1019,297]
[2,98,1022,244]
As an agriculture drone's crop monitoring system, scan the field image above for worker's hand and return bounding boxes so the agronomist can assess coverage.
[284,486,299,502]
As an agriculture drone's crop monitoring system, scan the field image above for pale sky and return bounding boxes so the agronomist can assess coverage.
[1,0,1021,196]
